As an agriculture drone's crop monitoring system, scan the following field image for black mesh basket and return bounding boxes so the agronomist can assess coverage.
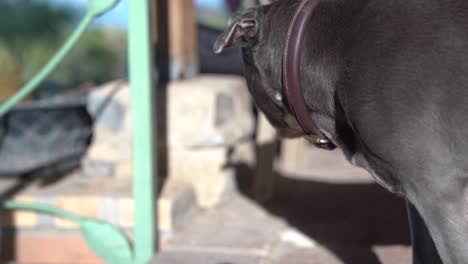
[0,101,93,177]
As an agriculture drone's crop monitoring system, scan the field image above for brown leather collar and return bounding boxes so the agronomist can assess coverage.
[282,0,335,150]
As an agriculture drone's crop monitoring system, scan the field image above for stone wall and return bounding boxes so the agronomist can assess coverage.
[86,75,255,209]
[167,75,255,208]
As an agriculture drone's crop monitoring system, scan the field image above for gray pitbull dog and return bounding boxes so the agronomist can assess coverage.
[214,0,468,263]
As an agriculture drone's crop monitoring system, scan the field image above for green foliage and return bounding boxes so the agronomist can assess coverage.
[0,0,76,44]
[0,0,75,83]
[88,0,119,18]
[0,1,127,96]
[196,7,229,30]
[50,27,127,89]
[0,44,22,101]
[0,44,20,77]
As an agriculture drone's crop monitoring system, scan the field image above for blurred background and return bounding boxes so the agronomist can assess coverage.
[0,1,411,263]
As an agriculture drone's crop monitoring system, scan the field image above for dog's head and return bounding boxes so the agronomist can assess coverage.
[214,5,305,138]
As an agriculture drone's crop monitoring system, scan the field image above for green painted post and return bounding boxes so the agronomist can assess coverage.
[128,1,158,263]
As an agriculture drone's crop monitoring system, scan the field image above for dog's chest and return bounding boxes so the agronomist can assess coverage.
[350,152,404,196]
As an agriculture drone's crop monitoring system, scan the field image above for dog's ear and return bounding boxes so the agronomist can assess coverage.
[213,9,259,54]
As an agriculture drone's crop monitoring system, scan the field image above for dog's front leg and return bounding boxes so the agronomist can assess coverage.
[406,200,443,264]
[406,175,468,264]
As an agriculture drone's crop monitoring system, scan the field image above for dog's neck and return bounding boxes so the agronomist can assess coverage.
[256,0,366,151]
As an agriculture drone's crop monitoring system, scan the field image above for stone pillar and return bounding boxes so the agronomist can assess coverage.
[167,75,255,208]
[252,112,279,202]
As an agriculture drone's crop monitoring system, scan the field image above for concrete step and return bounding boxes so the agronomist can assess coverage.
[151,250,264,264]
[0,172,197,263]
[0,175,195,234]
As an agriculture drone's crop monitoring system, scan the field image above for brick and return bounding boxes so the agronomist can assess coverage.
[230,140,256,167]
[168,75,254,148]
[86,81,133,179]
[158,180,196,232]
[1,231,105,264]
[169,147,234,208]
[118,197,134,229]
[54,196,101,229]
[0,196,38,229]
[119,185,196,233]
[14,196,39,228]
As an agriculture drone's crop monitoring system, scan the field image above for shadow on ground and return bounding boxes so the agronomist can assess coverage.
[230,149,411,264]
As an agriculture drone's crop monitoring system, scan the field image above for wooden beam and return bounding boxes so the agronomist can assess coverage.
[168,0,198,79]
[152,0,198,80]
